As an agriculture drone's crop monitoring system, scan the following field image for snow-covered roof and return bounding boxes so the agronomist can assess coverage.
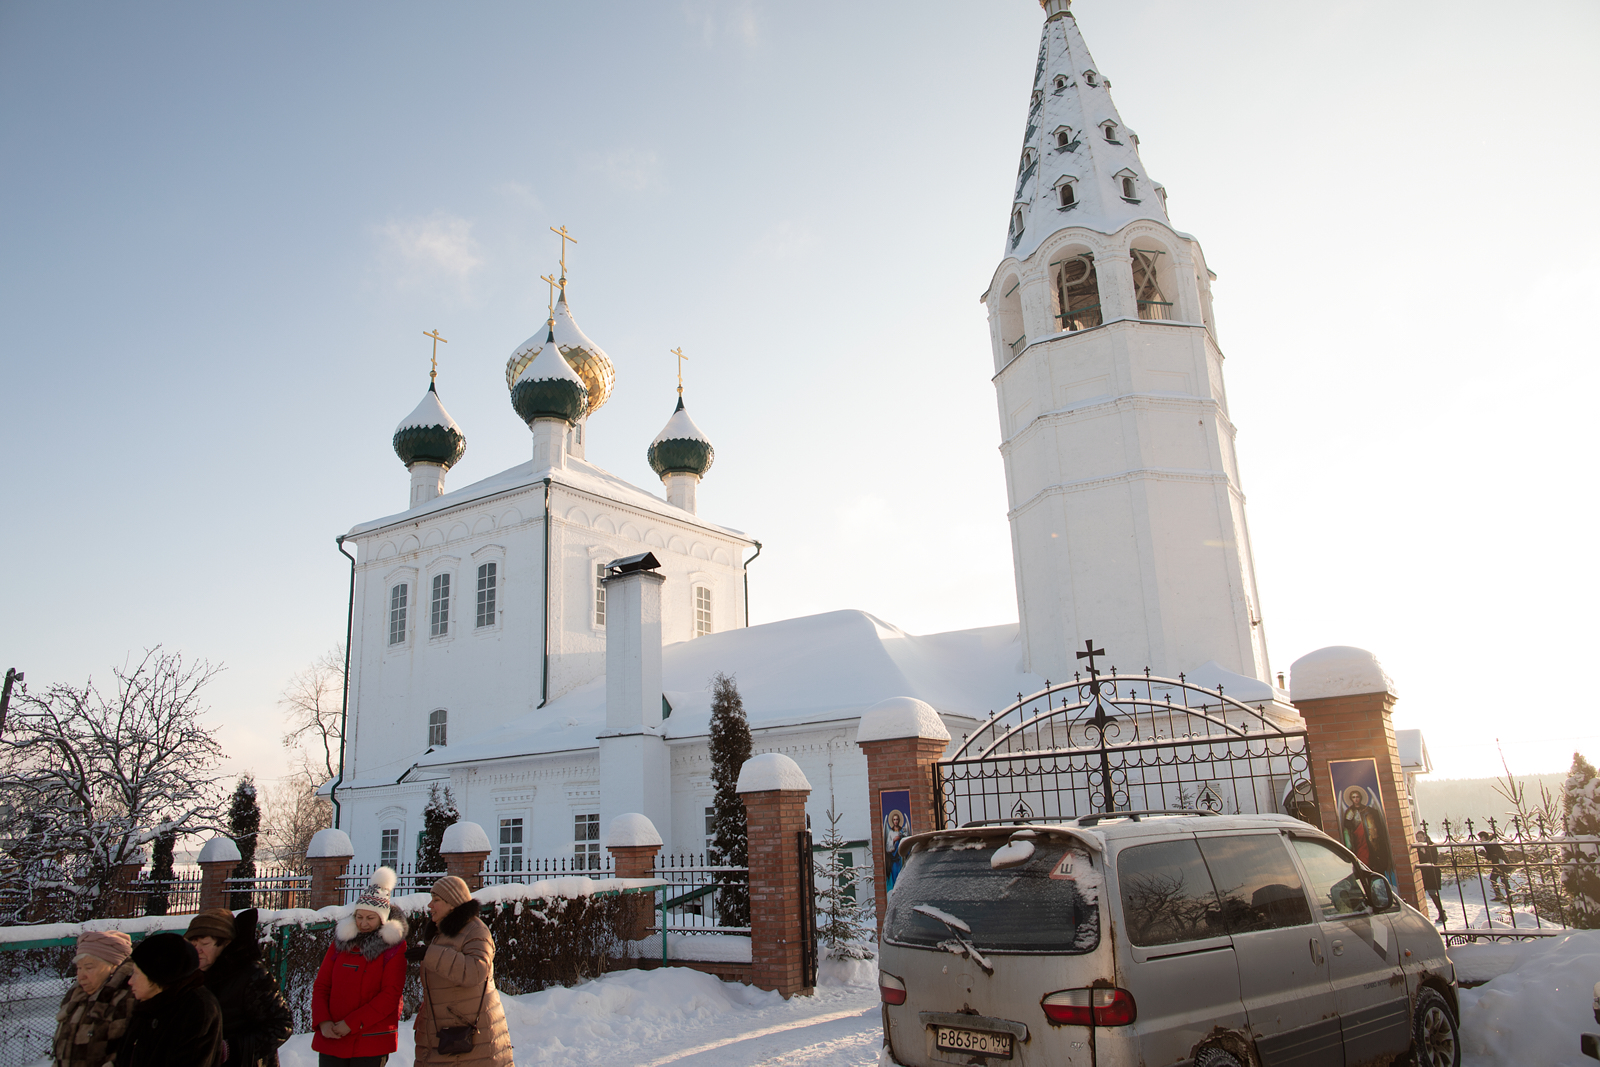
[1002,5,1171,262]
[413,610,1042,769]
[1289,646,1397,702]
[346,452,752,544]
[1182,660,1282,706]
[395,385,462,434]
[652,399,711,446]
[1396,729,1431,775]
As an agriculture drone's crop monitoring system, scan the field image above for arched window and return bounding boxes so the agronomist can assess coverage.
[1055,127,1073,149]
[1054,254,1102,332]
[594,562,607,627]
[388,583,408,645]
[1083,70,1098,86]
[1053,75,1068,92]
[1011,208,1025,244]
[1103,122,1118,142]
[1131,248,1172,321]
[1122,176,1136,198]
[694,586,713,638]
[428,708,448,747]
[475,562,497,628]
[429,573,450,637]
[1058,182,1076,208]
[1020,147,1037,173]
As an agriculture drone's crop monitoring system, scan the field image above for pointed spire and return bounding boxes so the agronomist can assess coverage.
[1005,2,1170,261]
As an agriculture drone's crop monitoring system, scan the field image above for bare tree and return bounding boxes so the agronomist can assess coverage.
[261,777,332,865]
[0,648,227,919]
[280,644,344,785]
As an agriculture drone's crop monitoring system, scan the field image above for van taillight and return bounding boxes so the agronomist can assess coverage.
[880,972,907,1006]
[1041,987,1136,1026]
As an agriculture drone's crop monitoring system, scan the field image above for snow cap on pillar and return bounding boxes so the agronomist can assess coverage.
[1289,646,1398,702]
[736,752,811,793]
[306,828,355,858]
[197,836,242,864]
[605,812,664,848]
[440,820,491,853]
[856,696,951,743]
[393,384,467,470]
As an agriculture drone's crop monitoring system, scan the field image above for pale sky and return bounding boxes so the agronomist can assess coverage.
[2,1,1596,792]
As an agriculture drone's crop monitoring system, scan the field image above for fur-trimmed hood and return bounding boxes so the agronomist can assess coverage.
[438,897,481,938]
[333,909,408,959]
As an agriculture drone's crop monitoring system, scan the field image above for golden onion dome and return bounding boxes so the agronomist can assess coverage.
[504,290,614,417]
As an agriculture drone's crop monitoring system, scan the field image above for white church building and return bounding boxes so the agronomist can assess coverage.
[328,0,1306,871]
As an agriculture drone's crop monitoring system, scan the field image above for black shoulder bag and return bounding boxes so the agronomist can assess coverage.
[424,972,488,1056]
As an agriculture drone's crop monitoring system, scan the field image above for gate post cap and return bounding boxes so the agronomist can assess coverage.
[197,836,241,864]
[440,820,491,854]
[1289,646,1397,702]
[306,828,355,858]
[737,752,812,794]
[606,813,663,848]
[857,696,950,743]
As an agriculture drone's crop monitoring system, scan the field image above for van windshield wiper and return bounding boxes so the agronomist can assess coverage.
[914,905,994,974]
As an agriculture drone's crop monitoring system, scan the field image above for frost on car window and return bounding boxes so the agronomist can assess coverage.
[885,838,1100,954]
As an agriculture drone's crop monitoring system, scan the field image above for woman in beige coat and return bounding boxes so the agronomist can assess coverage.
[405,876,513,1067]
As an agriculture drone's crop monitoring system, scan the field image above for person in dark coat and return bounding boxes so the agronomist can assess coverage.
[1476,831,1514,902]
[1414,831,1446,923]
[312,867,409,1067]
[117,933,223,1067]
[186,909,292,1067]
[53,930,138,1067]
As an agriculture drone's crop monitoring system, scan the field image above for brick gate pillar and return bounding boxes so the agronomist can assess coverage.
[606,813,664,942]
[738,752,813,998]
[196,836,241,913]
[306,828,355,910]
[1291,646,1423,909]
[855,696,951,937]
[441,821,491,891]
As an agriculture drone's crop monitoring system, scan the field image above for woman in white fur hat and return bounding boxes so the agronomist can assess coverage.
[311,867,409,1067]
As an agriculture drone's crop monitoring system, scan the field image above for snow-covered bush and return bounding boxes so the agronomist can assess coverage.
[1561,752,1600,929]
[415,782,459,872]
[815,807,873,961]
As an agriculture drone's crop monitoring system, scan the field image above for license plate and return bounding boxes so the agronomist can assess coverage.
[935,1026,1013,1058]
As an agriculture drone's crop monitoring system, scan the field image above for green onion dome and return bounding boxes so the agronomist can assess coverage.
[504,291,615,417]
[393,383,466,469]
[511,324,589,426]
[647,396,715,478]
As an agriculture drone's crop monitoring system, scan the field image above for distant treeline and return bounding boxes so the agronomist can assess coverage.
[1414,773,1568,833]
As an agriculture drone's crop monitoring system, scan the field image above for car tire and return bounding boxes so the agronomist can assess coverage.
[1412,987,1461,1067]
[1193,1047,1245,1067]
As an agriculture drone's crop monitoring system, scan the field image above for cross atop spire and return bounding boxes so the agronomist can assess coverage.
[540,273,559,323]
[549,225,577,290]
[671,347,688,395]
[422,329,448,385]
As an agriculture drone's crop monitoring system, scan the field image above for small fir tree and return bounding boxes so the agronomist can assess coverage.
[1561,752,1600,929]
[145,830,175,916]
[708,672,751,928]
[816,804,874,960]
[417,783,460,873]
[227,775,260,909]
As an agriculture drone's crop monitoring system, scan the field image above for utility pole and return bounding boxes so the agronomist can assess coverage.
[0,667,22,737]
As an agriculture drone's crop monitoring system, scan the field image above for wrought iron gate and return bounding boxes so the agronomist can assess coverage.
[797,828,817,988]
[936,643,1318,828]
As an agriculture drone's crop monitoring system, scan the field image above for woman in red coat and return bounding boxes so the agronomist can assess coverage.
[312,868,408,1067]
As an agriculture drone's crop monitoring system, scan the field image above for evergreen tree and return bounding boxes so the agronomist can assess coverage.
[227,775,260,909]
[707,672,751,927]
[145,830,175,916]
[1561,752,1600,929]
[816,804,874,960]
[417,783,459,874]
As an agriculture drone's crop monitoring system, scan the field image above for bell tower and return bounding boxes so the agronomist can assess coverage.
[987,0,1271,684]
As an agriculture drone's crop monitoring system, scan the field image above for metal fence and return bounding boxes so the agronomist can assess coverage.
[652,852,750,935]
[1414,816,1600,944]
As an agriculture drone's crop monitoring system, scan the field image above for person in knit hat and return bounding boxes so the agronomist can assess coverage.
[116,933,222,1067]
[312,867,409,1067]
[183,909,234,971]
[406,875,512,1067]
[53,931,138,1067]
[192,909,291,1067]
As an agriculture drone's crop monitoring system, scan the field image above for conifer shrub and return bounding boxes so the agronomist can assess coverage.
[228,775,260,909]
[708,671,751,928]
[816,806,874,961]
[416,783,459,875]
[1561,751,1600,929]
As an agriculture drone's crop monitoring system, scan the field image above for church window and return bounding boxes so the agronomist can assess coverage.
[428,708,447,747]
[388,584,408,645]
[498,817,524,873]
[705,806,716,850]
[379,828,400,869]
[1053,74,1068,92]
[1020,147,1037,172]
[1131,248,1172,321]
[574,813,601,869]
[694,586,713,638]
[1011,208,1025,242]
[475,562,497,628]
[1122,176,1136,198]
[1058,182,1077,208]
[1055,126,1074,149]
[1053,254,1103,332]
[1083,70,1098,86]
[430,573,450,637]
[594,562,607,627]
[1103,122,1119,142]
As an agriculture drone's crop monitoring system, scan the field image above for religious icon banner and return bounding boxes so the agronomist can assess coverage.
[1329,757,1397,887]
[881,789,911,893]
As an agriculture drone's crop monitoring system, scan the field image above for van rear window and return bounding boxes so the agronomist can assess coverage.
[884,836,1100,954]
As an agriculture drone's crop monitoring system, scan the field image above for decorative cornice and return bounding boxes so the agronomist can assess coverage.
[1008,466,1245,521]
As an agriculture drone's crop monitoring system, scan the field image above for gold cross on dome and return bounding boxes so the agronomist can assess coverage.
[549,225,577,281]
[423,329,448,382]
[540,274,559,319]
[671,347,688,395]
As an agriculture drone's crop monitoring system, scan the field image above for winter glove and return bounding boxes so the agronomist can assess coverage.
[405,943,428,962]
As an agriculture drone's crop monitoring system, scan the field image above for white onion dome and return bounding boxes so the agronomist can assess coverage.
[504,290,615,417]
[511,323,589,425]
[647,396,714,478]
[392,383,466,470]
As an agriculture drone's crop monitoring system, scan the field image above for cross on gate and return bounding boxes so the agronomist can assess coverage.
[422,329,448,383]
[1076,639,1105,675]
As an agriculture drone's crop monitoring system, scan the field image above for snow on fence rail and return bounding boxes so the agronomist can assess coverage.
[1415,817,1600,943]
[0,877,662,1067]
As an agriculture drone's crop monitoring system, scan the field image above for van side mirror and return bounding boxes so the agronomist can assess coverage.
[1365,875,1394,911]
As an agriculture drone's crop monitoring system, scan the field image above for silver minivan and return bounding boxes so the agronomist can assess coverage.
[877,812,1459,1067]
